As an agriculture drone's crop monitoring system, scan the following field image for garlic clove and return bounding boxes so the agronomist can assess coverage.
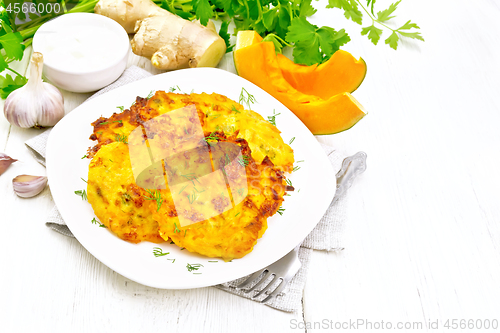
[0,153,17,176]
[3,52,65,129]
[12,174,48,198]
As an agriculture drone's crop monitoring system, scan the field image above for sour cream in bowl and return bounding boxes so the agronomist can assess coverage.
[33,13,129,93]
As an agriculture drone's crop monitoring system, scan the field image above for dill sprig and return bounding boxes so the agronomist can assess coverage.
[174,222,181,233]
[285,178,293,187]
[75,189,87,201]
[91,217,106,228]
[143,189,163,211]
[237,155,250,167]
[289,137,295,145]
[239,87,256,109]
[146,90,155,99]
[204,131,219,146]
[153,247,169,257]
[267,109,281,126]
[116,106,124,111]
[186,263,204,272]
[181,173,200,186]
[187,191,198,204]
[277,207,285,215]
[231,105,241,114]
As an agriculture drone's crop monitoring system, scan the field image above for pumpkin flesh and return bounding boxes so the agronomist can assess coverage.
[235,42,366,135]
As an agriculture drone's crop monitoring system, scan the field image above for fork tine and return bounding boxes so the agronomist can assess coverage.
[260,279,287,304]
[245,270,272,292]
[252,274,278,298]
[236,269,268,290]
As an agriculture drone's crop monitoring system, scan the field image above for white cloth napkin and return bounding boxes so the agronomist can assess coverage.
[26,63,350,313]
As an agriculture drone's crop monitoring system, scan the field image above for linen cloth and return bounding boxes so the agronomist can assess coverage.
[26,64,349,312]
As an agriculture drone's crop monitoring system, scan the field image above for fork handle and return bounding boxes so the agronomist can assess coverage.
[333,151,367,203]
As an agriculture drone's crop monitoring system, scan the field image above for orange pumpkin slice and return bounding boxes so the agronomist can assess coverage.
[234,41,366,135]
[276,51,367,100]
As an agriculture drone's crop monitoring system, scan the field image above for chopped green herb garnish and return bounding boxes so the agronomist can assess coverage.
[91,217,106,228]
[239,87,256,109]
[115,134,128,144]
[113,120,123,124]
[293,165,301,172]
[168,259,176,263]
[285,178,293,187]
[204,131,219,146]
[267,109,281,126]
[178,184,188,195]
[75,189,87,201]
[81,178,87,183]
[289,137,295,145]
[181,173,200,185]
[81,155,87,159]
[208,261,218,263]
[230,105,241,113]
[174,223,181,233]
[184,230,187,237]
[234,212,240,217]
[187,191,198,204]
[99,122,109,125]
[146,90,155,99]
[186,263,204,272]
[277,207,285,215]
[153,247,169,257]
[117,106,124,111]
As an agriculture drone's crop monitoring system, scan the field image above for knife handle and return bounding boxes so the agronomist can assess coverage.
[333,151,367,203]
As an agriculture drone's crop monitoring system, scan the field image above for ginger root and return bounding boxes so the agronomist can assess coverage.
[95,0,226,70]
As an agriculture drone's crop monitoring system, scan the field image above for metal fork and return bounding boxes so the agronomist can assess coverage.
[236,151,367,304]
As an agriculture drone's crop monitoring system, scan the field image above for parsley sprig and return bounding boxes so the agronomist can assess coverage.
[186,263,204,273]
[158,0,422,67]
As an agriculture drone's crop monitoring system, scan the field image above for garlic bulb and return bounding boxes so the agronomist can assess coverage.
[12,174,48,198]
[4,52,64,128]
[0,152,17,176]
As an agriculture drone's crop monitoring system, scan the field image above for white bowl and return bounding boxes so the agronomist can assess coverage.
[33,13,130,93]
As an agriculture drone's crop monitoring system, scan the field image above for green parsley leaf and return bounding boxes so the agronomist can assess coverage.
[219,20,233,52]
[0,32,25,63]
[376,0,400,22]
[361,25,383,45]
[385,31,399,50]
[192,0,214,26]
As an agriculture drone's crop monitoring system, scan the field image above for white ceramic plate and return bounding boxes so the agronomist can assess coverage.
[46,68,336,289]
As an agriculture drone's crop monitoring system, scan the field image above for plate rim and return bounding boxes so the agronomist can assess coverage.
[46,67,336,289]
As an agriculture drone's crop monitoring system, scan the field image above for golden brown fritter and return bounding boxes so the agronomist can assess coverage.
[87,142,164,243]
[86,91,294,172]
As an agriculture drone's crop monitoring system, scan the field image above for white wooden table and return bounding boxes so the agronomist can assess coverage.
[2,0,500,332]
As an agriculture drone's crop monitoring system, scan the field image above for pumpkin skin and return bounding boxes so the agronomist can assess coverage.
[234,42,366,135]
[276,51,367,100]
